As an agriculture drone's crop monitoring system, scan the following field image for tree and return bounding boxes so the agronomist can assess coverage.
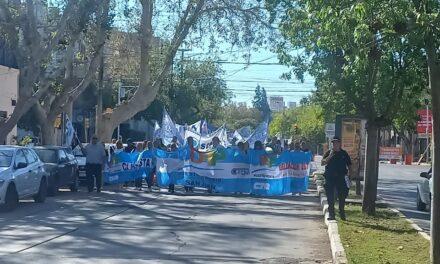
[34,0,111,144]
[267,0,426,215]
[252,85,271,119]
[0,0,105,143]
[133,60,231,125]
[95,0,273,141]
[269,104,325,149]
[216,104,263,130]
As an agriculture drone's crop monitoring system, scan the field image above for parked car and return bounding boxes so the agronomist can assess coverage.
[72,145,87,184]
[32,146,79,195]
[416,168,432,211]
[0,146,48,211]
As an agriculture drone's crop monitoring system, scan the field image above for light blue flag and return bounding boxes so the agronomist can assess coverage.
[160,109,184,145]
[153,121,161,139]
[246,121,269,148]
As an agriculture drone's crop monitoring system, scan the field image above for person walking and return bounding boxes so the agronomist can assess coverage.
[134,142,144,190]
[321,136,351,220]
[81,135,107,193]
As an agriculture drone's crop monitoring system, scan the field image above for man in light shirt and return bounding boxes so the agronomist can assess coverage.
[81,135,106,192]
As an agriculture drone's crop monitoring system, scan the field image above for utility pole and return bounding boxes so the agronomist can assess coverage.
[178,48,191,81]
[117,80,122,141]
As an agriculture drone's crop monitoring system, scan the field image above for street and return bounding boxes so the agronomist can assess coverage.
[0,187,331,264]
[378,164,431,231]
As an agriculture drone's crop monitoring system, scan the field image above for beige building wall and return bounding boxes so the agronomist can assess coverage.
[0,65,19,145]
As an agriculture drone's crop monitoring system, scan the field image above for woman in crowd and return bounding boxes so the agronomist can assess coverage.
[184,137,196,193]
[254,140,264,151]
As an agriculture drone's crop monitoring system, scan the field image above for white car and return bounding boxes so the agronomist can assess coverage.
[416,169,432,211]
[0,146,48,211]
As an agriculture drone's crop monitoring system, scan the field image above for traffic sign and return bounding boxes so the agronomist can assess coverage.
[325,123,335,138]
[417,109,432,134]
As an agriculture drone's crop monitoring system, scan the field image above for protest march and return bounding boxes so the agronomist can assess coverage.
[103,110,312,196]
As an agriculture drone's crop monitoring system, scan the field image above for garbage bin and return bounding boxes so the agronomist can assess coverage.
[405,154,413,165]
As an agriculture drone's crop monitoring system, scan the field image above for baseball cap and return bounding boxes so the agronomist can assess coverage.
[331,136,341,142]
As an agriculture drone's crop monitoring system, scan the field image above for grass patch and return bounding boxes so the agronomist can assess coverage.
[347,192,362,200]
[338,204,430,264]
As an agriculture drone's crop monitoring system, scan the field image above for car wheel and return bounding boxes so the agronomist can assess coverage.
[34,177,47,203]
[417,188,426,211]
[70,174,79,192]
[3,184,19,212]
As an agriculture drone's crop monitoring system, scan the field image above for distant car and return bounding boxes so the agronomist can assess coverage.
[0,146,48,211]
[32,146,79,195]
[72,145,87,184]
[416,168,432,211]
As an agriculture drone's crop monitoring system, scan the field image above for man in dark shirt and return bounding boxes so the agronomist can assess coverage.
[321,136,351,220]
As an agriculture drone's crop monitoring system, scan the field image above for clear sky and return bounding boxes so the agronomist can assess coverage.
[185,48,315,107]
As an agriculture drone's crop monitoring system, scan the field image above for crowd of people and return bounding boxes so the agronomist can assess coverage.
[80,134,313,195]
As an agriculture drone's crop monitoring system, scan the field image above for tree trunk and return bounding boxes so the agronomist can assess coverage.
[362,122,380,215]
[33,104,58,145]
[41,121,56,145]
[426,37,440,264]
[97,116,116,142]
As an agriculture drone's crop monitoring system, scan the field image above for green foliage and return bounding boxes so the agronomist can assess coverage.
[215,104,263,130]
[267,0,426,127]
[338,204,430,264]
[269,104,325,145]
[131,60,230,124]
[252,85,271,119]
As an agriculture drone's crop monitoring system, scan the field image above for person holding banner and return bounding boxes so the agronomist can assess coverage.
[144,141,155,191]
[321,136,351,221]
[134,143,144,190]
[168,143,178,193]
[184,137,196,193]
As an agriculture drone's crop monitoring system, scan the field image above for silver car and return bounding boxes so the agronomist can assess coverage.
[0,146,48,211]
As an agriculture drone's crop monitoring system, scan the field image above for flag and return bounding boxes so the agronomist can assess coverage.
[65,115,75,147]
[160,109,184,145]
[238,126,252,138]
[189,121,201,133]
[153,121,161,139]
[201,119,209,136]
[246,121,269,148]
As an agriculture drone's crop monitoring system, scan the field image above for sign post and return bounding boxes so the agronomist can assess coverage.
[417,106,432,163]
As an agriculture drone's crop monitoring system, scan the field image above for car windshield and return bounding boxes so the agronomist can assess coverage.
[0,150,13,167]
[34,149,58,163]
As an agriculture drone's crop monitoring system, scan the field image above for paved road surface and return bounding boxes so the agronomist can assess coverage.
[378,164,431,231]
[0,187,331,264]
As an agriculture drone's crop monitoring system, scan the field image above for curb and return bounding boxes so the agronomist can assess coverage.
[385,203,431,241]
[315,175,348,264]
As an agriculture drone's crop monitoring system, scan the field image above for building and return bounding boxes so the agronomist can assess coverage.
[0,65,19,144]
[269,96,285,112]
[288,101,297,108]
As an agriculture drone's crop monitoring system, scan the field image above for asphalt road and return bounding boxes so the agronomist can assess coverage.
[0,186,331,264]
[378,163,431,232]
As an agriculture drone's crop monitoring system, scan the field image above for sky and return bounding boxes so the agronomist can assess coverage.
[109,1,316,107]
[184,48,315,107]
